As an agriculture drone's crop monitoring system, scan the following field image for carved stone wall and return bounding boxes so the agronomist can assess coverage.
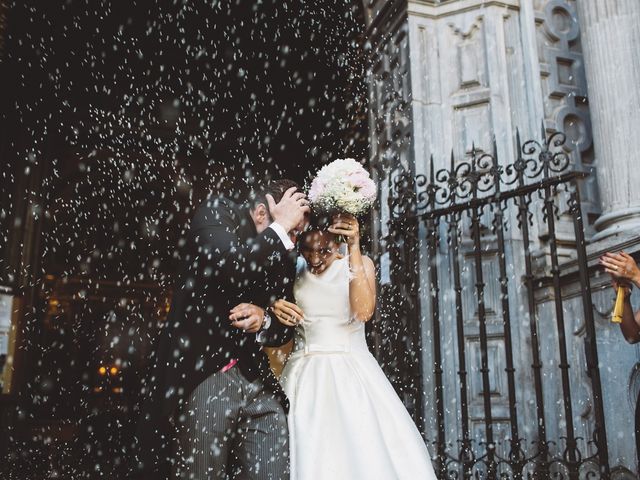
[533,0,600,231]
[362,0,637,475]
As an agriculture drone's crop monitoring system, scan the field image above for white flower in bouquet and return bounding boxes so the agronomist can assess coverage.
[308,158,376,216]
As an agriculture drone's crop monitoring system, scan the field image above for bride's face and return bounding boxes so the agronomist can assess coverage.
[300,231,340,275]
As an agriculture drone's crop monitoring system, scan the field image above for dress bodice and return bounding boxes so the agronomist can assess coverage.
[291,256,367,355]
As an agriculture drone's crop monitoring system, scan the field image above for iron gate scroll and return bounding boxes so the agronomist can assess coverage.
[383,127,609,480]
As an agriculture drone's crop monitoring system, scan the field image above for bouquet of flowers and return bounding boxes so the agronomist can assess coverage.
[308,159,376,241]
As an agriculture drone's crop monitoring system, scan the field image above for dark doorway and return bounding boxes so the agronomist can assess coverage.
[0,1,367,478]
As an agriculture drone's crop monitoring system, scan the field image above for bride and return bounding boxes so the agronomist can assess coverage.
[270,213,437,480]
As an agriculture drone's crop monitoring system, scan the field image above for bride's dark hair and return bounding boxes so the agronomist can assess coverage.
[305,210,334,232]
[297,209,336,248]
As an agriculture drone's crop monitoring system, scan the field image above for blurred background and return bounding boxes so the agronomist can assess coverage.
[0,1,367,477]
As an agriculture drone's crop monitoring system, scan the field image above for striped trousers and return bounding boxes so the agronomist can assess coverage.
[172,366,289,480]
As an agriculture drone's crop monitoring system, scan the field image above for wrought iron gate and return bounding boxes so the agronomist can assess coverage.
[379,127,610,479]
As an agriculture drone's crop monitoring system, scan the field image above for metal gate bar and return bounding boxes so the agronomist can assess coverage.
[489,139,523,477]
[535,132,579,480]
[468,150,496,477]
[513,131,550,476]
[425,160,448,478]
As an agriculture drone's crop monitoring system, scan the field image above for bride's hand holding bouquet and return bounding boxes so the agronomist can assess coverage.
[308,158,376,245]
[328,213,361,252]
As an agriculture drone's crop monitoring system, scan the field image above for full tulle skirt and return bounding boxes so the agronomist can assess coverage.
[280,348,438,480]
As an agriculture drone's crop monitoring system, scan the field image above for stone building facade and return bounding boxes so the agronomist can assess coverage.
[362,0,640,477]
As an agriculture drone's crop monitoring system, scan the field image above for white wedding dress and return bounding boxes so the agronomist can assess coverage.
[280,256,437,480]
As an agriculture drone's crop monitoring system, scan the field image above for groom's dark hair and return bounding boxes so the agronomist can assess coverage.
[249,179,300,209]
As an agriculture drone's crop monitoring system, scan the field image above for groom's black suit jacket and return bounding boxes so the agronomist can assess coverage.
[135,195,295,476]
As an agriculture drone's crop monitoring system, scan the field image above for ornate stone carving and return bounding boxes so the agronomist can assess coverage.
[449,18,487,90]
[534,0,599,229]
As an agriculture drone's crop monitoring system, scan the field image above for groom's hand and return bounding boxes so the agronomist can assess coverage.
[229,303,266,333]
[266,186,310,233]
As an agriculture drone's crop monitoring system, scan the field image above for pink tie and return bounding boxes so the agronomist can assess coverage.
[220,358,238,373]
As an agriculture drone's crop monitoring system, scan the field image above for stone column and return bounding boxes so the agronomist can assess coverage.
[576,0,640,240]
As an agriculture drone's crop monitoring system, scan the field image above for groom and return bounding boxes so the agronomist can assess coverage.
[135,180,309,479]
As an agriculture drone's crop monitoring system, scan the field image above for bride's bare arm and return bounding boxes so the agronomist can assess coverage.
[348,249,376,322]
[329,214,377,322]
